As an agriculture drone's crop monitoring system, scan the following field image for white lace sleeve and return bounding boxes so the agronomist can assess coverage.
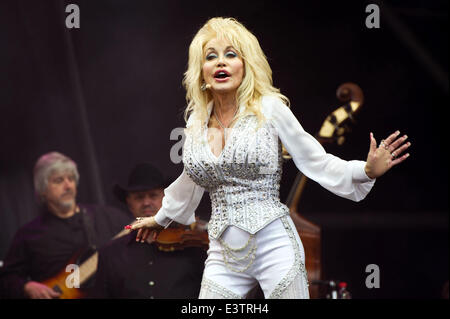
[153,168,205,227]
[261,96,375,202]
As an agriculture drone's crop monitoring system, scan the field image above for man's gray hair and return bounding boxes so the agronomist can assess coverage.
[33,152,80,199]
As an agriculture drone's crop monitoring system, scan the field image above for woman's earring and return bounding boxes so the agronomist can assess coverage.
[201,82,211,91]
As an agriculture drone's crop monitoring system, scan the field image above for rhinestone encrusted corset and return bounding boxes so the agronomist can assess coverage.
[183,115,290,239]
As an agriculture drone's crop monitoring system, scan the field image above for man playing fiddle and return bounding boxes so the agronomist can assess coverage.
[90,163,207,299]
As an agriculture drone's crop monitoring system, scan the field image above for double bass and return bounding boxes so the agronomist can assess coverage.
[283,82,364,299]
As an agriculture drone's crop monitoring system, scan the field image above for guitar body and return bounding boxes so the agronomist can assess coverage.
[41,272,86,299]
[40,252,87,299]
[40,228,130,299]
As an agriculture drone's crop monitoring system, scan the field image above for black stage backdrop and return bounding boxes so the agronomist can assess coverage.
[0,0,448,299]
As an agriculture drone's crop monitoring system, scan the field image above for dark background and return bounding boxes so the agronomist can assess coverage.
[0,0,448,298]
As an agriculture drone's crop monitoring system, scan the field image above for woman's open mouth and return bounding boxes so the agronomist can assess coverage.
[214,70,231,82]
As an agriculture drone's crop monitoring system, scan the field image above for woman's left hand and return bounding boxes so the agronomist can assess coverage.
[364,130,411,179]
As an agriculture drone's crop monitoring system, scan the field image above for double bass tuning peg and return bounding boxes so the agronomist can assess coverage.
[336,127,346,136]
[336,136,345,145]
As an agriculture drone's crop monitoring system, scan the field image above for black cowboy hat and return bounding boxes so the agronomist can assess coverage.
[113,163,170,203]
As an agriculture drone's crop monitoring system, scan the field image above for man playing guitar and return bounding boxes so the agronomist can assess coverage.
[0,152,129,299]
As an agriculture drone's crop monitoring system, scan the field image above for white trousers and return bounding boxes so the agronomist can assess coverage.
[199,216,310,299]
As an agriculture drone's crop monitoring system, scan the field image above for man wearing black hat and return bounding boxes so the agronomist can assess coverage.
[113,162,170,221]
[90,163,207,299]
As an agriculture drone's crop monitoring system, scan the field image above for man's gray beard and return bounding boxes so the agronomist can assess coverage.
[57,199,75,212]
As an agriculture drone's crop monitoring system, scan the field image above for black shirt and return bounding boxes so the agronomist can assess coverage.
[91,231,207,299]
[0,203,130,298]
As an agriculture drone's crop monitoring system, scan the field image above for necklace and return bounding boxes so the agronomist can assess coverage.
[213,106,239,130]
[213,106,239,143]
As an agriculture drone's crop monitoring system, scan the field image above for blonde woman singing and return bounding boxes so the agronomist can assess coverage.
[127,17,411,299]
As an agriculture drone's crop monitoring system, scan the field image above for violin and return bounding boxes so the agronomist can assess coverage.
[154,220,209,252]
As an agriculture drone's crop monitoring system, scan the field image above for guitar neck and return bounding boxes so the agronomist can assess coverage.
[78,252,98,284]
[78,228,131,285]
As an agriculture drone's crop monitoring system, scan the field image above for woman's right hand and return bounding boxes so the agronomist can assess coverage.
[125,216,163,243]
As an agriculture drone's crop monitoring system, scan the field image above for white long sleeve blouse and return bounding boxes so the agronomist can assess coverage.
[154,96,375,238]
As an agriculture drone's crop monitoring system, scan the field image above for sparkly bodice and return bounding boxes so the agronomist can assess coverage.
[182,114,290,239]
[154,96,374,239]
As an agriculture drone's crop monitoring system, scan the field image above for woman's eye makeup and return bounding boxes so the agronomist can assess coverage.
[205,51,238,60]
[206,53,217,60]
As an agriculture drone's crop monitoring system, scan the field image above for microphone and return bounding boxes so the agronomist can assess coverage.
[201,83,212,91]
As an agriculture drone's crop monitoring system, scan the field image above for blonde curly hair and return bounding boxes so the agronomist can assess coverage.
[182,17,289,131]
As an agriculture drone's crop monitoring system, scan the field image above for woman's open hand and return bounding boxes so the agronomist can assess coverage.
[364,130,411,179]
[125,216,163,243]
